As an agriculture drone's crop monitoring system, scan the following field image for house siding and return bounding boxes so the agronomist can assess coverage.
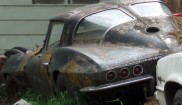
[0,0,85,53]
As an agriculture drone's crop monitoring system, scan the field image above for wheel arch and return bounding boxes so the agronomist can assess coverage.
[52,70,60,85]
[3,73,9,80]
[164,81,182,105]
[49,47,101,75]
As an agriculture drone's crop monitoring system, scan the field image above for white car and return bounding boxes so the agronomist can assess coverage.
[156,52,182,105]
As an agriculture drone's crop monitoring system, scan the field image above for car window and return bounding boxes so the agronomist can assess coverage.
[48,22,64,48]
[74,9,134,40]
[131,2,172,17]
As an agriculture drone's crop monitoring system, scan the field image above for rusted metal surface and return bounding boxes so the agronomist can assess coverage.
[1,0,182,104]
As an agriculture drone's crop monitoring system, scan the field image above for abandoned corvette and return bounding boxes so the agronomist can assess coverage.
[1,0,182,104]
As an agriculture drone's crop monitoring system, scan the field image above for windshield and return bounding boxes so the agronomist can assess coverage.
[75,9,134,39]
[48,22,64,48]
[131,2,172,17]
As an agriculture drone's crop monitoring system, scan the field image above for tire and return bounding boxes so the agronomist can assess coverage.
[56,74,66,92]
[4,49,24,58]
[5,76,20,102]
[56,73,76,96]
[12,47,27,53]
[173,89,182,105]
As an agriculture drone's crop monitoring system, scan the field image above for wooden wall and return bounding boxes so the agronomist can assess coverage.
[164,0,182,13]
[0,0,84,53]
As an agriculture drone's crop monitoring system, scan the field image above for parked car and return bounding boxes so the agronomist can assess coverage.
[156,52,182,105]
[1,0,182,104]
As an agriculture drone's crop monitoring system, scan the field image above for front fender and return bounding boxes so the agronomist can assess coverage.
[2,54,25,75]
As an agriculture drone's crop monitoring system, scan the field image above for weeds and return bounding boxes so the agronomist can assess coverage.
[0,86,86,105]
[21,90,86,105]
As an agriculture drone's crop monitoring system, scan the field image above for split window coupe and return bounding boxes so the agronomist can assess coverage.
[1,0,182,104]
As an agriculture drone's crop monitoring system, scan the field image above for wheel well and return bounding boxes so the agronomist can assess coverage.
[164,82,182,105]
[53,70,59,85]
[3,73,9,80]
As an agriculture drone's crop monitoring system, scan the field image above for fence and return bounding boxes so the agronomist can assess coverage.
[164,0,182,13]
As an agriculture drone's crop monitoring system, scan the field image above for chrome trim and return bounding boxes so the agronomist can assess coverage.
[133,65,143,76]
[119,68,130,79]
[105,71,117,82]
[80,74,153,93]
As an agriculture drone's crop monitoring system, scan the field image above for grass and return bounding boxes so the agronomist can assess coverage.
[22,90,86,105]
[0,83,157,105]
[0,84,86,105]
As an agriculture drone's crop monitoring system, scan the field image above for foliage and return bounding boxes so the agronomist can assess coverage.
[0,86,86,105]
[22,90,86,105]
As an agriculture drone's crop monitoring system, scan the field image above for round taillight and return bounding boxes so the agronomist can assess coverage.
[133,65,143,76]
[120,68,130,79]
[106,71,117,81]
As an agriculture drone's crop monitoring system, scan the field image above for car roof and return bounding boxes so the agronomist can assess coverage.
[51,0,162,21]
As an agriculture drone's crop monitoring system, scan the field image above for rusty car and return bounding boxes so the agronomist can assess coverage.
[1,0,182,104]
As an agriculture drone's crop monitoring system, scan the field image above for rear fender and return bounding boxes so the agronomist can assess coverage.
[49,47,101,89]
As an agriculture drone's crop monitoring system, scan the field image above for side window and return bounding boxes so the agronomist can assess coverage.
[48,22,64,48]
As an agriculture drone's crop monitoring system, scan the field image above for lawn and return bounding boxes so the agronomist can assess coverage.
[0,83,157,105]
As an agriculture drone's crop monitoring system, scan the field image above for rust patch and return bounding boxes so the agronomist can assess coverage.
[168,16,182,44]
[173,16,182,30]
[64,60,81,88]
[168,31,182,44]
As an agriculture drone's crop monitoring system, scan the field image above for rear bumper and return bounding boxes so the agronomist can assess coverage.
[80,74,154,93]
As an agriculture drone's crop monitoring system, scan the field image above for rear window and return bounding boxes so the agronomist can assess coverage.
[74,9,134,41]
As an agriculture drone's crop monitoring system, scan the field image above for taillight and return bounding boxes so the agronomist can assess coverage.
[106,71,117,81]
[133,65,143,76]
[120,68,130,79]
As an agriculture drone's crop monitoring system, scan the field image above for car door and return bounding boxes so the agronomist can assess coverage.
[24,21,65,95]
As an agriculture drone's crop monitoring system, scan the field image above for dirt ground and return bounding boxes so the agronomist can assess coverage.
[144,96,158,105]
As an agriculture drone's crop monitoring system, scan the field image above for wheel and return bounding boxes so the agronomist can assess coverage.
[173,89,182,105]
[5,76,20,102]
